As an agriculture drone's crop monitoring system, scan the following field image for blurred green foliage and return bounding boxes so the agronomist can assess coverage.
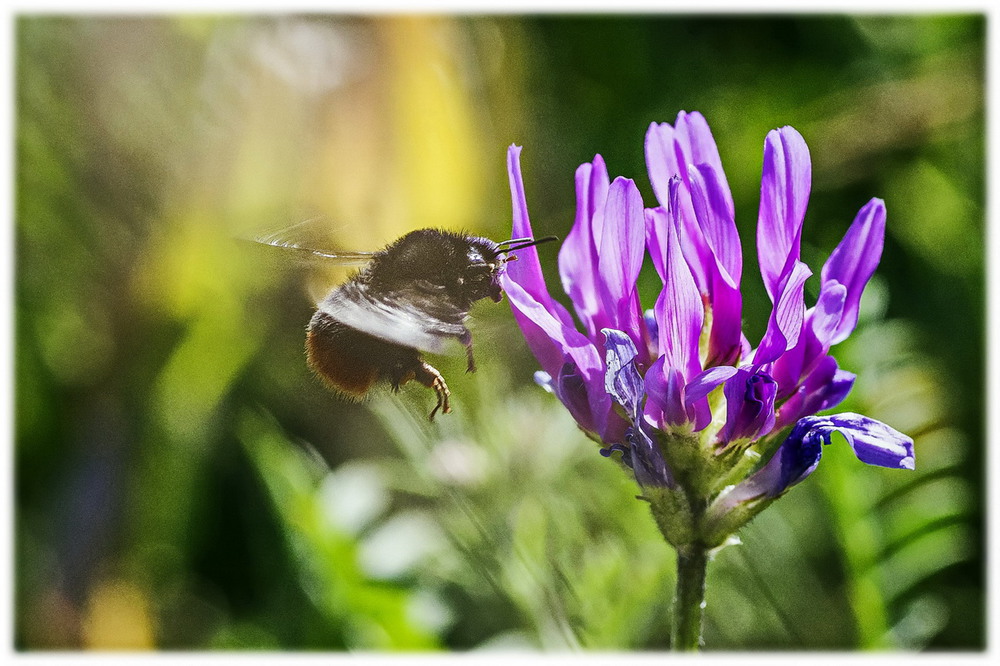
[14,13,984,650]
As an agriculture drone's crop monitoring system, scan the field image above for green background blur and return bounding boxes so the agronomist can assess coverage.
[14,14,984,650]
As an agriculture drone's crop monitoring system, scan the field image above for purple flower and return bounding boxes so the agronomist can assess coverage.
[499,111,913,512]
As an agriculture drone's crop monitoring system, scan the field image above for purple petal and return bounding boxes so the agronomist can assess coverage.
[685,365,739,404]
[646,111,731,206]
[554,362,598,434]
[821,198,886,345]
[771,297,836,398]
[673,112,735,293]
[558,157,610,339]
[757,127,811,302]
[501,277,592,379]
[810,281,847,348]
[502,276,612,436]
[675,111,729,183]
[647,153,712,294]
[645,120,679,208]
[505,145,548,304]
[753,259,812,365]
[643,356,688,428]
[671,175,713,295]
[718,368,777,444]
[597,177,646,342]
[645,206,667,281]
[643,308,658,351]
[687,165,743,366]
[707,262,744,368]
[655,196,704,381]
[803,361,855,414]
[688,163,741,284]
[504,145,575,330]
[773,356,856,430]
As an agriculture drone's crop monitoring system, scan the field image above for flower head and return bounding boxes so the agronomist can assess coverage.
[501,112,913,546]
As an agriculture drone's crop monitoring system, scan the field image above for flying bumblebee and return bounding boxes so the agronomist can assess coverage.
[257,228,555,419]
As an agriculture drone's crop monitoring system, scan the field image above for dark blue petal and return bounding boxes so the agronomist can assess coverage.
[749,412,914,499]
[819,412,915,469]
[774,417,825,491]
[719,367,777,444]
[721,416,824,504]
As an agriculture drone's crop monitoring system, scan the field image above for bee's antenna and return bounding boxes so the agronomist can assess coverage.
[498,235,559,252]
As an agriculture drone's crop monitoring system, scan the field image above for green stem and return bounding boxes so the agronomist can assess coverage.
[671,544,708,651]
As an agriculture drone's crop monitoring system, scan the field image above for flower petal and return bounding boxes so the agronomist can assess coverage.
[555,362,598,433]
[597,177,646,344]
[627,419,675,488]
[753,259,812,365]
[719,410,912,505]
[688,163,741,284]
[810,281,847,348]
[821,198,886,345]
[646,111,731,203]
[757,127,811,302]
[645,120,679,208]
[718,368,777,444]
[603,328,643,420]
[502,276,610,435]
[685,365,739,404]
[505,145,549,304]
[504,145,577,330]
[655,197,704,382]
[687,164,743,366]
[558,157,610,339]
[502,277,590,379]
[643,356,688,429]
[722,417,824,503]
[645,206,667,281]
[773,356,856,431]
[803,361,856,414]
[813,413,915,469]
[675,110,730,184]
[646,118,721,294]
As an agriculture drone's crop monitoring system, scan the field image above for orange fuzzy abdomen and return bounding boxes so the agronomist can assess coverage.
[306,316,381,398]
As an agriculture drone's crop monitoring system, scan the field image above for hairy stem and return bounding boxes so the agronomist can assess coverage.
[671,544,709,651]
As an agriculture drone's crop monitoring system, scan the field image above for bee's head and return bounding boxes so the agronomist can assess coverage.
[465,234,558,304]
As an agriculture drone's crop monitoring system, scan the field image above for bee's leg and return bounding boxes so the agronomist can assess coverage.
[459,328,475,373]
[414,361,451,420]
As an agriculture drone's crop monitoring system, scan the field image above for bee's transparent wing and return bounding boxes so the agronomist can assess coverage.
[318,281,468,354]
[252,235,376,266]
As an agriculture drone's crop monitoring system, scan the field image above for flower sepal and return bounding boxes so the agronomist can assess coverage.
[700,484,781,547]
[644,484,699,548]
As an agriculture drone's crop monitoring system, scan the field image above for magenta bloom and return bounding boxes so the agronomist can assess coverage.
[500,111,913,505]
